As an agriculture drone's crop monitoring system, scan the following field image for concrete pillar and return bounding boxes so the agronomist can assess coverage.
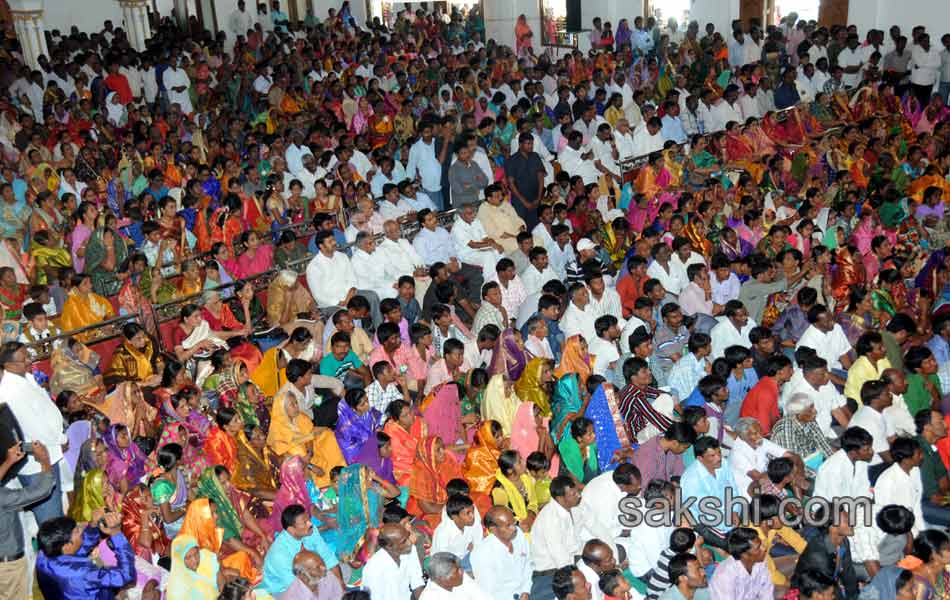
[119,0,152,51]
[10,4,49,69]
[483,0,538,50]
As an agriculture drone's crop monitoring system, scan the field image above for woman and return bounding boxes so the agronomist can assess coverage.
[234,380,269,432]
[84,227,128,296]
[558,416,600,486]
[155,387,211,481]
[510,401,558,471]
[514,14,533,58]
[515,357,554,417]
[335,388,381,464]
[235,230,273,277]
[69,439,116,520]
[199,291,263,373]
[171,303,231,378]
[488,328,530,382]
[383,399,428,487]
[830,246,867,314]
[122,483,170,563]
[167,535,223,599]
[49,337,101,398]
[408,435,462,528]
[352,430,396,485]
[492,449,538,531]
[335,464,401,562]
[837,287,878,347]
[178,498,259,583]
[419,381,466,454]
[103,423,147,495]
[151,442,190,540]
[232,424,278,502]
[897,530,950,600]
[60,273,116,337]
[267,380,344,488]
[267,455,339,551]
[204,406,242,473]
[196,466,272,561]
[462,420,504,515]
[481,374,521,437]
[844,332,892,403]
[178,259,204,297]
[555,335,594,390]
[583,377,634,471]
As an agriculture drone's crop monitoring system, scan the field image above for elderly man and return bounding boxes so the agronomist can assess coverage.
[452,203,505,274]
[352,232,398,300]
[306,230,382,325]
[730,417,796,500]
[477,183,526,255]
[279,550,344,600]
[362,523,425,600]
[770,392,835,464]
[421,552,491,600]
[470,507,533,600]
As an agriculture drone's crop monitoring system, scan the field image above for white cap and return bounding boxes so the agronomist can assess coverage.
[577,238,596,252]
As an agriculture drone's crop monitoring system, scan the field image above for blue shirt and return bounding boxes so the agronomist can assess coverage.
[661,115,688,144]
[724,369,758,427]
[668,352,707,401]
[406,138,443,192]
[37,528,136,600]
[679,459,740,533]
[927,335,950,367]
[412,226,458,265]
[260,526,339,594]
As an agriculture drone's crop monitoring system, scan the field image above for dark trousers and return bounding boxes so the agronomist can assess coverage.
[912,83,936,107]
[453,263,485,305]
[923,500,950,529]
[531,572,556,600]
[693,523,729,551]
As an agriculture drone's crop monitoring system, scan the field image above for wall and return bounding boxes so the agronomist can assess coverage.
[847,0,950,38]
[42,0,123,36]
[484,0,537,50]
[689,0,740,35]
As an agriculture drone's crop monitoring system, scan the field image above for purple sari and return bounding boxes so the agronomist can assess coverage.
[335,400,380,464]
[103,424,147,488]
[352,434,395,483]
[488,329,530,381]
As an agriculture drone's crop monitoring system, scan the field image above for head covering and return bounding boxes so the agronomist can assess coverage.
[418,382,463,447]
[103,424,147,487]
[195,468,243,543]
[167,536,220,600]
[515,358,553,417]
[462,421,501,499]
[178,498,224,554]
[68,469,106,521]
[480,374,520,436]
[335,465,382,560]
[577,238,596,252]
[335,395,380,463]
[554,335,593,389]
[352,433,395,484]
[268,456,313,532]
[488,329,529,381]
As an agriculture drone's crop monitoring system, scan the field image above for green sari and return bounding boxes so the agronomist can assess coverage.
[69,468,106,521]
[551,375,599,483]
[335,465,382,560]
[84,228,129,296]
[139,268,176,304]
[195,467,243,542]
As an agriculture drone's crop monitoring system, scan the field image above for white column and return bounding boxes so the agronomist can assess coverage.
[119,0,151,51]
[11,9,48,69]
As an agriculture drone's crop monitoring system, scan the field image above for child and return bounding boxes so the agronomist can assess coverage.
[141,221,177,276]
[525,451,552,507]
[29,284,59,319]
[19,302,63,359]
[397,276,421,326]
[376,297,410,347]
[319,331,371,388]
[431,494,479,573]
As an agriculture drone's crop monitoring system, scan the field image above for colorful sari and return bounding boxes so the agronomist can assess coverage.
[383,416,428,486]
[167,536,219,600]
[250,345,286,397]
[335,400,381,464]
[418,383,463,448]
[179,498,258,583]
[121,485,170,561]
[68,468,108,521]
[84,228,129,296]
[60,289,116,339]
[462,421,501,515]
[267,384,345,488]
[480,374,520,436]
[552,375,600,482]
[232,429,278,497]
[554,335,594,390]
[195,468,270,554]
[234,382,269,431]
[831,247,866,308]
[105,337,156,385]
[488,329,529,381]
[103,424,147,490]
[203,426,238,473]
[515,358,552,417]
[352,434,396,484]
[583,383,631,471]
[267,456,313,531]
[408,435,462,527]
[493,469,538,522]
[335,465,383,560]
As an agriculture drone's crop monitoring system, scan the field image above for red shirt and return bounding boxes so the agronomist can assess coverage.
[105,73,134,104]
[616,272,648,318]
[740,376,780,436]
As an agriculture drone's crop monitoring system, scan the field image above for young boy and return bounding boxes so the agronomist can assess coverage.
[366,360,408,420]
[319,331,371,388]
[18,302,63,359]
[377,297,410,347]
[396,276,421,326]
[647,528,708,599]
[431,494,479,573]
[525,451,552,507]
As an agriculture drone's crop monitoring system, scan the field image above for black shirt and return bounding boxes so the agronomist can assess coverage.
[504,151,545,228]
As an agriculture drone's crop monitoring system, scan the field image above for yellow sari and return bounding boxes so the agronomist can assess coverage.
[491,470,538,521]
[60,289,116,338]
[31,242,71,284]
[69,468,107,521]
[480,374,520,436]
[266,383,344,488]
[167,536,220,600]
[250,346,286,398]
[515,358,552,417]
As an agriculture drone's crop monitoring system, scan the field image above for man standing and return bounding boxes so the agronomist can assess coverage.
[910,33,943,106]
[227,0,254,52]
[162,55,194,115]
[448,145,489,208]
[407,120,452,211]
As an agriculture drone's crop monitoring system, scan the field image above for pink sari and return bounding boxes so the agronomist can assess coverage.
[509,402,559,477]
[419,383,465,453]
[266,456,312,532]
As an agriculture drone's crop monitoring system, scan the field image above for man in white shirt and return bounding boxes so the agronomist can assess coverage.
[306,230,382,326]
[577,540,626,600]
[846,380,895,465]
[796,305,853,384]
[589,315,622,377]
[591,123,622,183]
[782,355,850,439]
[813,427,873,522]
[521,247,558,297]
[407,122,449,211]
[524,314,555,359]
[351,232,398,301]
[284,130,313,177]
[631,116,665,158]
[421,553,491,600]
[471,507,534,600]
[227,0,254,51]
[910,33,943,105]
[362,524,426,600]
[452,203,505,274]
[728,30,747,68]
[162,56,194,114]
[413,209,484,304]
[838,35,865,88]
[378,184,415,222]
[377,220,429,283]
[710,302,756,360]
[613,119,637,160]
[531,477,582,595]
[560,283,596,342]
[575,465,641,559]
[707,85,743,133]
[0,343,67,524]
[559,131,601,186]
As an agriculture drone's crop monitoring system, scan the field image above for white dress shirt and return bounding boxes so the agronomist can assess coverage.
[378,198,415,221]
[560,302,596,343]
[796,324,852,372]
[780,369,847,439]
[413,227,460,266]
[0,371,66,474]
[838,47,864,87]
[576,471,627,555]
[709,317,757,360]
[730,437,786,500]
[884,394,916,437]
[708,100,743,133]
[520,265,557,297]
[530,499,581,571]
[306,251,358,307]
[351,248,398,300]
[470,532,534,600]
[738,93,762,121]
[813,448,872,505]
[559,145,601,186]
[452,218,504,273]
[525,335,554,359]
[711,272,741,305]
[378,237,426,281]
[647,261,685,296]
[589,336,620,377]
[620,510,672,578]
[876,463,924,535]
[911,44,942,87]
[420,574,491,600]
[589,288,625,325]
[362,547,426,600]
[432,517,483,559]
[284,144,313,177]
[847,405,891,465]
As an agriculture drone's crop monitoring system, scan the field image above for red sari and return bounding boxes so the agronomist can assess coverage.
[200,306,263,372]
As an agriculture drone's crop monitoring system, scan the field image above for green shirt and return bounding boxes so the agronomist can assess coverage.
[318,350,363,380]
[905,373,941,415]
[917,435,948,499]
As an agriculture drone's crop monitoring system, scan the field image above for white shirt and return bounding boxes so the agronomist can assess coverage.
[284,143,313,177]
[142,66,159,104]
[525,335,554,360]
[560,302,596,343]
[578,560,607,600]
[874,463,924,536]
[162,67,194,114]
[884,394,916,437]
[847,405,890,465]
[452,217,503,274]
[647,261,685,296]
[378,198,415,222]
[738,93,762,121]
[620,507,672,578]
[362,547,426,600]
[470,532,534,600]
[708,100,743,133]
[432,516,483,559]
[420,574,491,600]
[520,264,557,297]
[351,248,398,300]
[531,500,581,571]
[796,324,852,372]
[613,129,636,161]
[228,8,253,39]
[548,243,575,281]
[780,369,847,439]
[305,250,358,307]
[910,44,943,86]
[589,336,620,377]
[730,437,786,500]
[413,227,460,266]
[0,371,66,473]
[711,272,741,305]
[709,317,757,360]
[838,47,864,87]
[377,237,425,282]
[559,144,601,186]
[589,288,625,324]
[576,471,627,555]
[591,137,620,178]
[631,124,665,158]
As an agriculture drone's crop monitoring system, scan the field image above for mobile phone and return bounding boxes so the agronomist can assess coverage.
[20,441,33,455]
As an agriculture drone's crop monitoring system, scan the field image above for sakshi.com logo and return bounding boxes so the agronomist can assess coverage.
[617,487,873,529]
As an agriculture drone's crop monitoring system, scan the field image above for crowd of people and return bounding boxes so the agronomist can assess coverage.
[1,2,950,600]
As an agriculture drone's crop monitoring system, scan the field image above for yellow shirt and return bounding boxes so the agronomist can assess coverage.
[844,356,892,402]
[752,524,807,585]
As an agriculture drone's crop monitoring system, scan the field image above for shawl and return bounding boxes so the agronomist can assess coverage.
[250,345,287,398]
[352,433,396,484]
[335,465,382,560]
[122,485,171,560]
[584,383,631,471]
[179,497,224,553]
[831,247,866,307]
[266,383,314,458]
[515,358,552,417]
[462,421,501,498]
[551,375,582,445]
[50,342,101,397]
[335,399,380,464]
[488,329,529,381]
[203,426,237,473]
[60,289,116,334]
[84,228,129,276]
[418,382,463,447]
[554,335,594,390]
[68,468,106,521]
[383,417,428,486]
[268,456,313,532]
[494,470,538,521]
[409,435,462,510]
[233,381,266,430]
[195,468,243,542]
[167,536,219,600]
[106,338,155,384]
[103,424,147,488]
[480,374,520,436]
[232,430,278,495]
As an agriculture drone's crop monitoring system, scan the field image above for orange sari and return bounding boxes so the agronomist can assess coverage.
[554,335,594,389]
[461,422,501,515]
[203,426,237,473]
[179,498,259,583]
[408,435,462,528]
[382,417,428,486]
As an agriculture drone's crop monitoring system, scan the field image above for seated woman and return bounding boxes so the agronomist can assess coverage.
[60,272,116,339]
[151,443,190,540]
[84,227,129,297]
[105,322,162,387]
[121,483,171,587]
[171,303,234,383]
[178,259,204,297]
[166,535,231,599]
[462,420,504,515]
[481,373,521,437]
[49,336,101,399]
[69,439,118,521]
[267,455,341,553]
[266,358,346,488]
[199,291,263,373]
[154,385,211,480]
[252,326,330,398]
[353,431,397,485]
[492,449,539,532]
[382,399,428,488]
[335,387,381,464]
[196,466,273,565]
[30,230,71,286]
[178,497,260,583]
[408,435,463,528]
[203,406,242,474]
[102,423,147,496]
[232,424,279,502]
[515,357,554,417]
[235,230,274,278]
[844,331,892,403]
[226,280,270,338]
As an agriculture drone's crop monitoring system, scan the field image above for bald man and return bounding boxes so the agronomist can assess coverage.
[278,550,344,600]
[576,540,623,600]
[470,507,533,600]
[362,523,425,600]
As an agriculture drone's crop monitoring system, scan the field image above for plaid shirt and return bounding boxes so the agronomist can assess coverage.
[366,380,404,424]
[770,415,834,459]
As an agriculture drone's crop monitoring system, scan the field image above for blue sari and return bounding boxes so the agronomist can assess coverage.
[335,465,382,560]
[584,384,624,471]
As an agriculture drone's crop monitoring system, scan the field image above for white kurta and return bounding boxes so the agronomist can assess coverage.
[452,217,503,273]
[351,248,398,300]
[305,251,358,307]
[162,67,194,114]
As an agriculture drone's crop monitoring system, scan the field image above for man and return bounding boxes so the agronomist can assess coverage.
[227,0,254,51]
[910,33,942,106]
[452,203,505,274]
[431,495,480,566]
[306,230,382,326]
[413,209,483,303]
[506,132,546,229]
[420,552,490,600]
[377,220,429,284]
[680,436,743,549]
[279,550,344,600]
[632,423,695,487]
[362,523,426,600]
[782,353,850,439]
[577,540,622,600]
[36,510,136,599]
[531,476,583,599]
[838,34,864,88]
[659,553,711,600]
[470,507,533,600]
[472,283,508,334]
[478,184,527,255]
[740,355,794,436]
[915,409,950,528]
[617,357,677,444]
[522,247,558,297]
[552,565,593,600]
[710,301,756,360]
[162,56,194,114]
[813,427,873,523]
[559,131,601,186]
[492,258,527,318]
[589,315,621,377]
[352,232,398,301]
[796,304,853,385]
[261,504,342,595]
[707,85,743,133]
[576,464,642,560]
[792,506,858,600]
[587,270,624,325]
[449,145,489,208]
[0,442,55,600]
[848,380,896,465]
[560,282,596,343]
[0,342,65,524]
[708,528,774,600]
[407,120,452,211]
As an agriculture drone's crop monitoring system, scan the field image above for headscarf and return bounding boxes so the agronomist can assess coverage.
[515,358,552,417]
[550,374,582,444]
[494,468,538,521]
[121,485,170,560]
[335,396,380,463]
[266,384,314,457]
[554,335,594,389]
[195,468,243,542]
[488,329,529,381]
[68,468,106,521]
[418,382,463,447]
[462,421,501,499]
[335,465,382,560]
[178,497,224,554]
[167,536,219,600]
[232,429,278,495]
[480,374,520,436]
[267,456,313,532]
[583,383,630,471]
[103,424,147,487]
[352,433,395,484]
[409,435,455,506]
